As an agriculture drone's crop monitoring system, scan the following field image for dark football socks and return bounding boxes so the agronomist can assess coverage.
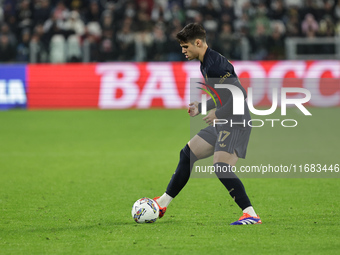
[166,144,197,198]
[213,162,252,210]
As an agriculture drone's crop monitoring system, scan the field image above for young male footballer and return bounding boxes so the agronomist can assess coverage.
[154,23,261,225]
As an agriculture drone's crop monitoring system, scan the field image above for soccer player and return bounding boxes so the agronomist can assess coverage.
[154,23,261,225]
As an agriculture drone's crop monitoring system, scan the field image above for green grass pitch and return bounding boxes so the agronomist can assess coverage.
[0,108,339,254]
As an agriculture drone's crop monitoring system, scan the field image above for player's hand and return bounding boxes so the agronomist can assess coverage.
[188,101,199,117]
[202,109,217,126]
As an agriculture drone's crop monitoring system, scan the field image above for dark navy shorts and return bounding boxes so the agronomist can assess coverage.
[197,125,251,159]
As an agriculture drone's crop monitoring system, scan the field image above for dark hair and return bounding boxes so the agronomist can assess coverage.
[176,23,206,43]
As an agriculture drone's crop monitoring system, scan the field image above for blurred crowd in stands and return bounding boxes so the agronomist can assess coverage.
[0,0,340,63]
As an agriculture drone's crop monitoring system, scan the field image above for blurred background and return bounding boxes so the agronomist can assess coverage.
[0,3,339,253]
[1,0,340,63]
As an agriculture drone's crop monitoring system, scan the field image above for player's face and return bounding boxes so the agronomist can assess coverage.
[180,42,199,60]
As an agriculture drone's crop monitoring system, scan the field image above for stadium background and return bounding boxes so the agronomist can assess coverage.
[1,0,339,109]
[1,1,339,255]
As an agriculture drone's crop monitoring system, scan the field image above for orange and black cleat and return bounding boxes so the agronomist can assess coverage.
[153,196,167,219]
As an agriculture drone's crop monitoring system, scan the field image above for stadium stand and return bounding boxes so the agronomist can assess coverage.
[0,0,339,63]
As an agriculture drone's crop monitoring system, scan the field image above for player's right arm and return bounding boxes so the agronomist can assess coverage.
[197,98,216,114]
[188,97,216,117]
[188,101,200,117]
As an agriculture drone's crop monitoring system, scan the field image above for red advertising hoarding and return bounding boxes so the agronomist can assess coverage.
[26,61,340,109]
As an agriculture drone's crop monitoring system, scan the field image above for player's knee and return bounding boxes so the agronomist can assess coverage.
[180,144,197,163]
[179,144,190,163]
[213,151,238,166]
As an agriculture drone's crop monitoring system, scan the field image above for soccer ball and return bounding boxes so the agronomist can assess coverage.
[131,197,159,223]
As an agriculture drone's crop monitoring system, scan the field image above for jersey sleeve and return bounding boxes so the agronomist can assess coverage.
[198,98,215,113]
[207,61,247,119]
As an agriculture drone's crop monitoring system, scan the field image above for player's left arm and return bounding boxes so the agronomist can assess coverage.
[213,61,246,119]
[215,97,234,119]
[214,77,247,119]
[202,108,217,125]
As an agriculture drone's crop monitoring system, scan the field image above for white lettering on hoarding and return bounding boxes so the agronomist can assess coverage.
[304,61,340,107]
[97,63,139,109]
[0,79,26,105]
[137,63,182,108]
[95,61,340,109]
[232,61,266,105]
[267,61,306,106]
[183,62,202,106]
